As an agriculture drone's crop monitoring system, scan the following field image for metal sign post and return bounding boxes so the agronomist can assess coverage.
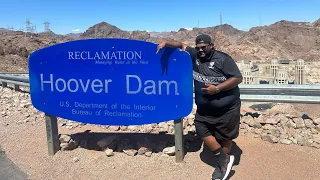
[45,114,60,156]
[174,119,185,162]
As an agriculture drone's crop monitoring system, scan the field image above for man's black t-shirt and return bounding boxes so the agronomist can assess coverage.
[185,46,242,121]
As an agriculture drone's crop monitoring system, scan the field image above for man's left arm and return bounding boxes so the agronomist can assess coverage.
[216,56,243,92]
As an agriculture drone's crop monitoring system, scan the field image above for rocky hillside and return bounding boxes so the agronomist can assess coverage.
[148,24,245,44]
[226,20,320,60]
[0,30,77,71]
[0,18,319,71]
[150,20,320,61]
[80,22,131,39]
[80,22,151,41]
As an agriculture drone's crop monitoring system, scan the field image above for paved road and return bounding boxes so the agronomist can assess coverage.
[0,146,27,180]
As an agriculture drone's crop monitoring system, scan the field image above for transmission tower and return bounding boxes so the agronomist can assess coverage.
[25,19,31,32]
[25,19,32,37]
[32,25,37,33]
[44,21,50,32]
[7,25,14,31]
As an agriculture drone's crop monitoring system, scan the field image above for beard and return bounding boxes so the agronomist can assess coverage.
[197,50,213,61]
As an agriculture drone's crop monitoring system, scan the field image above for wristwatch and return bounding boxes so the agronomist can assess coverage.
[216,86,220,93]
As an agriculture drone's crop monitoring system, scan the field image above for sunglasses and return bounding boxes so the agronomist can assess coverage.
[195,45,209,51]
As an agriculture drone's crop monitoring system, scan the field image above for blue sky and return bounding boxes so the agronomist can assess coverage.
[0,0,319,35]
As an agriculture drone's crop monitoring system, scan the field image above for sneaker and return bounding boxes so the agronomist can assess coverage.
[219,154,234,180]
[211,165,222,180]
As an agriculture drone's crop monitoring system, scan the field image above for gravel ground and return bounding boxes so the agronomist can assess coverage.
[1,112,320,180]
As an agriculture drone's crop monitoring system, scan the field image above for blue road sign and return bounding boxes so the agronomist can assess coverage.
[28,38,193,125]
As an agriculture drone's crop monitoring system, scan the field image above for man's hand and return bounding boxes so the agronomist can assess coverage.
[201,84,217,95]
[156,42,166,54]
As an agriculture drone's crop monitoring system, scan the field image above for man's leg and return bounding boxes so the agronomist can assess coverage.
[213,107,240,180]
[194,121,226,158]
[202,135,222,151]
[215,138,232,154]
[215,103,241,155]
[194,120,225,153]
[221,140,232,154]
[202,135,234,180]
[194,120,232,180]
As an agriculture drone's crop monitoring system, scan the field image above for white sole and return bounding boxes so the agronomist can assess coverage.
[222,155,234,180]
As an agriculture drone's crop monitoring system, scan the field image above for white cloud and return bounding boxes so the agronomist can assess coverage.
[71,29,80,32]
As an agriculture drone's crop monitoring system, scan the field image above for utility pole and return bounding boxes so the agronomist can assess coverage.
[198,20,199,28]
[220,12,223,33]
[259,13,262,26]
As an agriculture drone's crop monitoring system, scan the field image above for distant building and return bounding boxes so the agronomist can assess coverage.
[237,59,309,85]
[275,70,289,84]
[270,60,279,77]
[295,59,306,84]
[242,69,254,84]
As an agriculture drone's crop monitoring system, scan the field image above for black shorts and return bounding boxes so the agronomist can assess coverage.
[194,107,240,141]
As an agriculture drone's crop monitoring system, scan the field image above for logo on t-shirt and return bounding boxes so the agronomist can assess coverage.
[196,59,200,66]
[209,62,215,69]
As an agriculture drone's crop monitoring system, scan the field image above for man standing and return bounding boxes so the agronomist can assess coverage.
[156,34,243,180]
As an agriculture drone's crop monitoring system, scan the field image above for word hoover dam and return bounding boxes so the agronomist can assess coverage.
[39,74,179,95]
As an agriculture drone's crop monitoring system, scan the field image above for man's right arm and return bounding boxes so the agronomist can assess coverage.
[156,40,187,54]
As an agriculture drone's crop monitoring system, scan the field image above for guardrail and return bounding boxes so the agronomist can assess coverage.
[0,74,30,91]
[0,72,29,74]
[1,74,320,104]
[238,84,320,104]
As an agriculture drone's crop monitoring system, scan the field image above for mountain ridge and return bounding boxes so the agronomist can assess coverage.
[0,18,319,72]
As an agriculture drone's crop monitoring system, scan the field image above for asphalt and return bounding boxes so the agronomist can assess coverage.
[0,145,28,180]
